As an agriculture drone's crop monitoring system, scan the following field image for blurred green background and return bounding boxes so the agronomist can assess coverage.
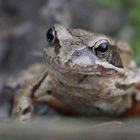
[99,0,140,59]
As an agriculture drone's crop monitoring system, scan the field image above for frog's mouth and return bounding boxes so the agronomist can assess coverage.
[46,56,125,76]
[45,46,125,76]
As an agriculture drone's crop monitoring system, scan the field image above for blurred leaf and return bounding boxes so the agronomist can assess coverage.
[98,0,122,8]
[98,0,140,58]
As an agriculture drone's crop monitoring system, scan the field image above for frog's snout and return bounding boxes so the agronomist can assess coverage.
[71,47,99,66]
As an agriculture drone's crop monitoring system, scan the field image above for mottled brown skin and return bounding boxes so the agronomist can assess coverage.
[12,24,140,120]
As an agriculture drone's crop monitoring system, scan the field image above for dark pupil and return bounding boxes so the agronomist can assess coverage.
[96,42,108,53]
[46,28,54,42]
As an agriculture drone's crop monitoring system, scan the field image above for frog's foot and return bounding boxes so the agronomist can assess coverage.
[11,71,49,121]
[12,89,34,121]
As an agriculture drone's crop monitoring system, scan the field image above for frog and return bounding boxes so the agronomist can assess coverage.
[12,24,140,121]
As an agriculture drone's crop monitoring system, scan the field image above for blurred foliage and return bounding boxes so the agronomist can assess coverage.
[98,0,123,8]
[98,0,140,60]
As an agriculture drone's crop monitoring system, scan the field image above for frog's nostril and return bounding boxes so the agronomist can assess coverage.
[72,51,81,58]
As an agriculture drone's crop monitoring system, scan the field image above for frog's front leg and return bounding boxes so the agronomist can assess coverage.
[12,72,74,121]
[12,72,51,121]
[12,87,34,121]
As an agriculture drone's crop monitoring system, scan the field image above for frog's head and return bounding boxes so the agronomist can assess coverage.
[44,24,125,75]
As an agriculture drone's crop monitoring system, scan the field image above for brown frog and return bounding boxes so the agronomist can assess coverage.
[12,24,140,120]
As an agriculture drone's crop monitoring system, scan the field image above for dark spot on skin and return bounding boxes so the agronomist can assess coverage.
[47,90,52,95]
[94,106,102,112]
[54,38,61,55]
[109,45,123,68]
[116,83,134,91]
[78,75,88,84]
[59,80,65,86]
[22,106,31,115]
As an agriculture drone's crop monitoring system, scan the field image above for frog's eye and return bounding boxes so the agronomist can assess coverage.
[94,40,109,55]
[46,27,56,43]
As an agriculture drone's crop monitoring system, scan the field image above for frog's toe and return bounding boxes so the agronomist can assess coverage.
[12,91,34,121]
